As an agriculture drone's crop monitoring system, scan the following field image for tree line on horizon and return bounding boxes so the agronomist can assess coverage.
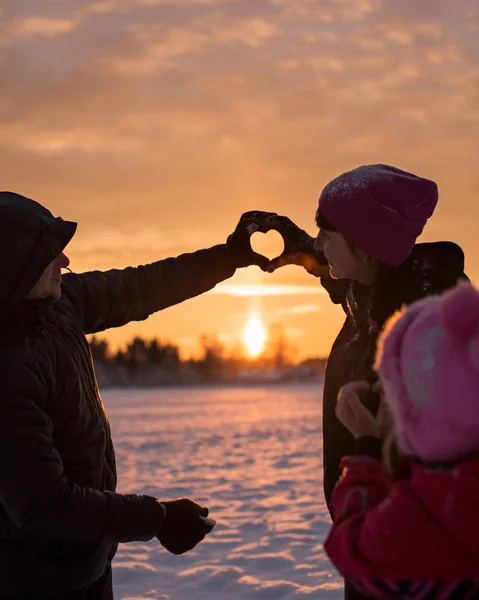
[89,323,326,386]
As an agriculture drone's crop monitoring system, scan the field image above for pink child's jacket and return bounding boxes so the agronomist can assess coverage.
[324,454,479,597]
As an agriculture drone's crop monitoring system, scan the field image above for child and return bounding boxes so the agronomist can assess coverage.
[324,281,479,598]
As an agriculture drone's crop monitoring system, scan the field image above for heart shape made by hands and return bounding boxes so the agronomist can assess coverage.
[250,230,285,262]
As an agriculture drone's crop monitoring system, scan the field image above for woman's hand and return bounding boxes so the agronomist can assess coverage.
[249,214,329,276]
[336,380,393,440]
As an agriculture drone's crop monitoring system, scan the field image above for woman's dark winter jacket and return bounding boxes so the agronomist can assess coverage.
[0,192,236,596]
[320,242,468,507]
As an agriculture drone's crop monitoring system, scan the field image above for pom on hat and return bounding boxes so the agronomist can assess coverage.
[440,282,479,340]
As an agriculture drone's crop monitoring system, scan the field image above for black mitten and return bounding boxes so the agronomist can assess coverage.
[262,215,329,276]
[226,211,277,270]
[157,498,215,555]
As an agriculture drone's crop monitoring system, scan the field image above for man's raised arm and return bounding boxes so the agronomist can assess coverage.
[62,212,272,334]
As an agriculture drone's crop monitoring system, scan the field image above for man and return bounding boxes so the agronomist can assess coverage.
[0,191,269,599]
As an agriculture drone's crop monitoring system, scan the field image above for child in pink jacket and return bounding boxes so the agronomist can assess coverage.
[324,282,479,598]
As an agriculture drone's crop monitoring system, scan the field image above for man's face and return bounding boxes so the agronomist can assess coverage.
[28,252,70,301]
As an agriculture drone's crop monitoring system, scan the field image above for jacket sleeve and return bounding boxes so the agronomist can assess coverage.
[62,244,236,334]
[324,457,469,580]
[329,455,391,524]
[0,361,165,544]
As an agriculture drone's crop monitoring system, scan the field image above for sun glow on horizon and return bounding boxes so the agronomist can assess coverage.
[243,312,266,357]
[211,283,324,297]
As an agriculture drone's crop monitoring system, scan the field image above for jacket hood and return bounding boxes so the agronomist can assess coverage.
[412,240,468,284]
[0,191,77,304]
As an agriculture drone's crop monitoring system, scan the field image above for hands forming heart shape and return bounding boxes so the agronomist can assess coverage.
[249,228,285,263]
[227,211,330,276]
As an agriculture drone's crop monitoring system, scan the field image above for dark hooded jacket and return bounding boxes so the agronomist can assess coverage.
[320,241,468,507]
[0,192,236,596]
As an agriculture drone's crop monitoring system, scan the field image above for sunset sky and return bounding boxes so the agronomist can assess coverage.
[1,0,478,359]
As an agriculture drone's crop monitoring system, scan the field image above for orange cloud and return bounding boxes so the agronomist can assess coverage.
[214,18,281,47]
[14,17,76,36]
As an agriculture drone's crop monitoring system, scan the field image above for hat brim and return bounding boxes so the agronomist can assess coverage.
[11,217,78,303]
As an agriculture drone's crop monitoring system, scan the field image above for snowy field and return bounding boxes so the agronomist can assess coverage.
[103,383,342,599]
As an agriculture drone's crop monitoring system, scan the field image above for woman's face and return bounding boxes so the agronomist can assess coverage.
[314,230,377,284]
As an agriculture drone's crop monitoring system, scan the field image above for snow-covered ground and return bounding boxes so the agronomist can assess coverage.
[103,383,342,599]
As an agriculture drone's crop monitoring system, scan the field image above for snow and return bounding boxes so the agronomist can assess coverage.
[103,383,343,599]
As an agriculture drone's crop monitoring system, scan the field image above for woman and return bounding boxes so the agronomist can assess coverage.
[260,164,467,599]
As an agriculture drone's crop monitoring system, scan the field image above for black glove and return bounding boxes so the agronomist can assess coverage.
[260,214,329,277]
[226,211,277,271]
[157,498,215,556]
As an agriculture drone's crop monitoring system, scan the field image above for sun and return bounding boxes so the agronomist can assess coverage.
[243,312,266,357]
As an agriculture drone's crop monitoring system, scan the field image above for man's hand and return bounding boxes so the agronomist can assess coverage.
[227,211,278,270]
[259,215,329,276]
[336,381,393,441]
[157,498,216,555]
